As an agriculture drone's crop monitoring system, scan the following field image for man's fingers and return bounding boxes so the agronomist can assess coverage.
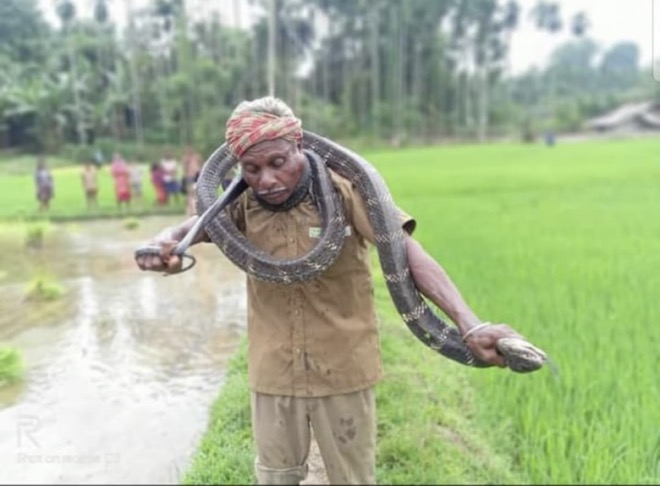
[492,324,524,339]
[491,351,508,368]
[464,322,534,369]
[466,332,509,368]
[167,255,182,273]
[149,254,164,270]
[478,348,507,368]
[159,241,176,260]
[480,324,526,343]
[137,254,166,272]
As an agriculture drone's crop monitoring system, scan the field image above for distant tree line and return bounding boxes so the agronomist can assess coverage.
[0,0,658,158]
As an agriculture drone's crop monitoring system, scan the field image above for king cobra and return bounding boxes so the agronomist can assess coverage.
[184,131,546,373]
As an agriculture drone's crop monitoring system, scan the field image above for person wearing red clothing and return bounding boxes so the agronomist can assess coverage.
[110,152,132,210]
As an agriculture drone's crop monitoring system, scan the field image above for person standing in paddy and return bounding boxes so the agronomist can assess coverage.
[135,96,535,485]
[34,156,54,212]
[110,152,132,210]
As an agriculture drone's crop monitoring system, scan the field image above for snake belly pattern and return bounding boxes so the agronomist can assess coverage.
[196,131,546,373]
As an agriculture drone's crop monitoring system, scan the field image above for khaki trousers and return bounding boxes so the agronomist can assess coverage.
[251,388,376,485]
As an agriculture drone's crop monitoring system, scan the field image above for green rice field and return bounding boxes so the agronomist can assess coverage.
[3,138,660,483]
[374,138,660,483]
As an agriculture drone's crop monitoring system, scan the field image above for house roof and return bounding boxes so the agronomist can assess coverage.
[585,101,659,130]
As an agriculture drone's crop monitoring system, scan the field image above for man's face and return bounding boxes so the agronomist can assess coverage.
[239,138,305,206]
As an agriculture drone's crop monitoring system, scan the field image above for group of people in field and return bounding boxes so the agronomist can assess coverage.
[148,146,204,215]
[34,146,205,216]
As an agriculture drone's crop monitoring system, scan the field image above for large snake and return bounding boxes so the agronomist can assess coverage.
[190,131,547,373]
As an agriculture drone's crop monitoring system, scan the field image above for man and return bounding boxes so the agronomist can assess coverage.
[135,96,527,485]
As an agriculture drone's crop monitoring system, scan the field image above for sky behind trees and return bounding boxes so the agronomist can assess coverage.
[37,0,655,75]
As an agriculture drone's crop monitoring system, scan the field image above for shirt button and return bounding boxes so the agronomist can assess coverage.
[289,238,294,243]
[294,310,300,316]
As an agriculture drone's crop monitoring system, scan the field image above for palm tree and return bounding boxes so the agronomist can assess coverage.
[124,0,144,145]
[450,0,481,135]
[93,0,109,24]
[56,0,87,145]
[268,0,276,96]
[570,11,590,38]
[501,1,520,105]
[368,1,380,138]
[233,0,245,102]
[530,1,562,33]
[529,1,563,126]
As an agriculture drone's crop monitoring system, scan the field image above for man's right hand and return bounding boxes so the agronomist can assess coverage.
[134,216,207,274]
[135,239,184,274]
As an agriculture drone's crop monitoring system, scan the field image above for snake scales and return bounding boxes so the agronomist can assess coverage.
[196,130,547,373]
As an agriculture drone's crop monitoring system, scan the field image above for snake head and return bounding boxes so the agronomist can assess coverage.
[496,337,548,373]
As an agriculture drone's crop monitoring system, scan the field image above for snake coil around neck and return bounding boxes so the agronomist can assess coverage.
[195,131,546,373]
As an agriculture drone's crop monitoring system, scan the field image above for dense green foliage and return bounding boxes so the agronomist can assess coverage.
[1,0,658,157]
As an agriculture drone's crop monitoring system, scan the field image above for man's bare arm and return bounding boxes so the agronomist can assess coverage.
[405,235,481,336]
[405,234,523,367]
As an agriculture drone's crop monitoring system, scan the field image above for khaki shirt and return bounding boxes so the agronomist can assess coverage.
[229,170,415,397]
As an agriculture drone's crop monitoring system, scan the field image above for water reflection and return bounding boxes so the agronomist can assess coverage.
[0,216,246,484]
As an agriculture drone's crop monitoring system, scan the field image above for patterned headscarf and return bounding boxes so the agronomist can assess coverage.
[225,107,303,158]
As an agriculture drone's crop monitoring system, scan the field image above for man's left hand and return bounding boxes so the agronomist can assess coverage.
[463,323,525,368]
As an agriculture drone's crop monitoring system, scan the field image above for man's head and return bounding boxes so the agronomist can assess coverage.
[225,97,306,206]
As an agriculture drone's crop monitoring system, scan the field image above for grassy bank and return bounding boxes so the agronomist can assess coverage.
[0,346,23,387]
[181,137,660,484]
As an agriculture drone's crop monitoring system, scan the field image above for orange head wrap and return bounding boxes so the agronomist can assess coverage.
[225,110,303,158]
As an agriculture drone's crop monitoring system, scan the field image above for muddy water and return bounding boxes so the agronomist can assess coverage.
[0,216,247,484]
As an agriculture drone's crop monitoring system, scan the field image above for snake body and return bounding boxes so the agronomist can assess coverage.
[196,131,546,373]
